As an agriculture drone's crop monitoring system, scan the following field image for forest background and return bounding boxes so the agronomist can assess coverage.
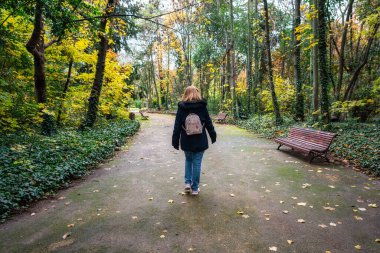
[0,0,379,220]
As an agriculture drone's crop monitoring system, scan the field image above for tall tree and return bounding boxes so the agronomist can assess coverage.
[317,0,330,123]
[246,0,254,114]
[229,0,238,117]
[293,0,304,121]
[82,0,115,128]
[311,0,319,121]
[336,0,355,100]
[263,0,282,125]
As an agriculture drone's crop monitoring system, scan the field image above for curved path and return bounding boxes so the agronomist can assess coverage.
[0,114,379,253]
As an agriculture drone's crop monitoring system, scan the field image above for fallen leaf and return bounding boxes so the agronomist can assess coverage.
[31,213,36,216]
[329,222,337,226]
[291,197,298,200]
[283,210,289,214]
[354,245,361,250]
[328,185,335,189]
[280,201,285,204]
[287,240,294,245]
[67,224,75,228]
[269,246,277,251]
[358,208,366,211]
[265,217,270,221]
[169,177,174,180]
[93,190,99,193]
[368,203,378,208]
[168,200,174,203]
[375,239,380,243]
[148,197,154,201]
[188,247,195,251]
[297,202,307,206]
[297,219,305,223]
[354,216,363,221]
[326,251,331,253]
[62,232,71,240]
[242,214,250,219]
[237,211,244,215]
[323,206,336,211]
[230,194,235,197]
[77,218,83,221]
[131,216,138,219]
[302,183,312,189]
[318,224,327,228]
[160,235,165,239]
[265,189,271,193]
[181,201,187,204]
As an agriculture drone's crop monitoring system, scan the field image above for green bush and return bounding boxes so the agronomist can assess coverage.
[0,120,140,222]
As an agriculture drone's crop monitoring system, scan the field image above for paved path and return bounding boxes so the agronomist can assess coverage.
[0,114,379,253]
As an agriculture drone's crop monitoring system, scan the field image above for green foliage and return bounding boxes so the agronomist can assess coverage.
[328,123,380,175]
[0,120,140,222]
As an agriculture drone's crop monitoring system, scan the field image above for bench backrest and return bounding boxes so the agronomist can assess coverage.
[217,112,227,119]
[288,127,337,147]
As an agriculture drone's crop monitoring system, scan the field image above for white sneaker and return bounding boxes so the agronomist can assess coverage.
[191,188,200,196]
[184,184,191,193]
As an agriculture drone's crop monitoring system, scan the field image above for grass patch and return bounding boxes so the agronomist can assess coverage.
[0,120,140,222]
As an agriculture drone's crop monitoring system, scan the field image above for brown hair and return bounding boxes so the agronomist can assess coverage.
[182,85,202,102]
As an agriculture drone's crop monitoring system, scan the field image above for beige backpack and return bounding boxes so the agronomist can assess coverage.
[182,113,204,135]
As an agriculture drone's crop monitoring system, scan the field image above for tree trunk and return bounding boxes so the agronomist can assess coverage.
[247,0,253,114]
[151,53,161,110]
[317,0,330,123]
[26,0,55,135]
[83,0,115,128]
[294,0,304,121]
[263,0,282,125]
[56,59,74,126]
[230,0,238,118]
[344,23,379,100]
[311,0,319,121]
[253,0,259,114]
[166,31,170,110]
[336,0,354,100]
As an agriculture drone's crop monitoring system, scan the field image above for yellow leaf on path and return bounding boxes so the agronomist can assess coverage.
[368,203,378,208]
[297,219,305,223]
[318,224,327,228]
[280,201,285,204]
[131,216,138,219]
[287,240,294,245]
[354,245,361,250]
[242,214,250,219]
[358,208,366,211]
[291,197,298,200]
[354,216,363,221]
[160,235,165,239]
[269,246,277,251]
[62,232,71,240]
[329,222,337,226]
[148,197,154,201]
[31,213,36,216]
[326,251,332,253]
[67,224,75,228]
[323,206,336,211]
[168,200,174,203]
[297,202,307,206]
[230,194,235,197]
[375,239,380,243]
[328,185,335,189]
[237,211,244,215]
[302,183,312,188]
[283,210,289,214]
[188,247,195,251]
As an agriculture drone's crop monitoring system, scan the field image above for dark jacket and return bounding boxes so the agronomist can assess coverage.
[172,100,217,152]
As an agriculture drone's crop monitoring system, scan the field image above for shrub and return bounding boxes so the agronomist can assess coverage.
[0,120,140,222]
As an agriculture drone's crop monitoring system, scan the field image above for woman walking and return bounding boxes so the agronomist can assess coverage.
[172,85,217,195]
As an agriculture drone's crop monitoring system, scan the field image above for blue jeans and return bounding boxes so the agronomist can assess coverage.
[184,151,204,191]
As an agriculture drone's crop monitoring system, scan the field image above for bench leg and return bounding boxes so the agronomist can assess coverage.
[277,144,282,150]
[309,152,316,163]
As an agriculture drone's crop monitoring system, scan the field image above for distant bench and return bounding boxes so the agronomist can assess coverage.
[274,127,337,163]
[215,112,228,123]
[139,110,149,120]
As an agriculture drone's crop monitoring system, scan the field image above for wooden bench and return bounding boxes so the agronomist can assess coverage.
[274,127,337,163]
[139,110,149,120]
[215,112,228,123]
